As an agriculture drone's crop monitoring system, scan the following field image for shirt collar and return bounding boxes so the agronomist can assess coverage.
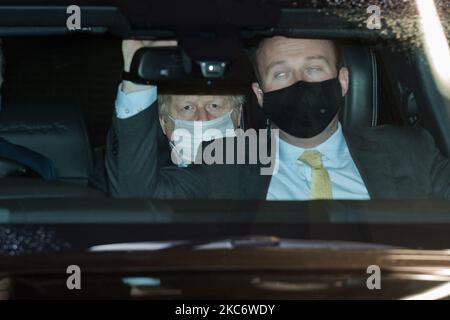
[278,122,347,166]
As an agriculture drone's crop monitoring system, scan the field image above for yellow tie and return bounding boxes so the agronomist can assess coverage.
[298,150,333,200]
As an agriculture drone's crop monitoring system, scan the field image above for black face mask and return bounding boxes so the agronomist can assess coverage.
[262,77,344,138]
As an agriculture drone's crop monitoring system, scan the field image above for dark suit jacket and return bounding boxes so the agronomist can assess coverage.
[89,128,173,194]
[106,103,450,200]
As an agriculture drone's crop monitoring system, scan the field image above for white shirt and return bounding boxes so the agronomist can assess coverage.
[115,84,156,119]
[266,123,370,201]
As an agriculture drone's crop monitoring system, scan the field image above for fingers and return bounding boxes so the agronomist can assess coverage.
[147,40,178,47]
[123,39,178,48]
[121,39,178,72]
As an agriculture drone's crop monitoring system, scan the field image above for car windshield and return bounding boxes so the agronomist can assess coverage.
[1,0,450,300]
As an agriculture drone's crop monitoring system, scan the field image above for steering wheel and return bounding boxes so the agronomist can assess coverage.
[0,157,43,178]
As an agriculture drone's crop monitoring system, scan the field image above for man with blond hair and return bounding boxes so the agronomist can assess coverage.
[106,39,246,178]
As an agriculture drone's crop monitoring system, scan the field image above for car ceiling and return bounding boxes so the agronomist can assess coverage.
[0,0,408,40]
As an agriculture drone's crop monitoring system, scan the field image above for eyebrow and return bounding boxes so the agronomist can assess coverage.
[305,55,331,66]
[177,98,222,107]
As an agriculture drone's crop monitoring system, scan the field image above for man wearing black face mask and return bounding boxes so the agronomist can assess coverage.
[250,37,367,200]
[108,37,450,200]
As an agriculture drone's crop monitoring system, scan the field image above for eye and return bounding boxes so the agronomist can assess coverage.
[307,66,324,74]
[181,105,195,112]
[274,71,288,80]
[207,103,222,112]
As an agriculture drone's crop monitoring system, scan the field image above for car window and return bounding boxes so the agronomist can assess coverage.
[1,1,450,302]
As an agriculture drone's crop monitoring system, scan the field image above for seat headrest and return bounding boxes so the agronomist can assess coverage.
[339,45,379,127]
[0,103,93,184]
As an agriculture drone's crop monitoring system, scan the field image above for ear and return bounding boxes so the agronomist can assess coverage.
[338,67,349,97]
[251,82,264,108]
[236,105,243,128]
[230,105,242,129]
[159,115,168,136]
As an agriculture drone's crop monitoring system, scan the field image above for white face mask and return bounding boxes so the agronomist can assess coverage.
[168,110,237,166]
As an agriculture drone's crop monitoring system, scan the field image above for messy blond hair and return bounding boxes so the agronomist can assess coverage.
[158,94,245,118]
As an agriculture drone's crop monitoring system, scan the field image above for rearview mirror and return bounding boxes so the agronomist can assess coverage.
[128,46,192,82]
[126,46,232,83]
[123,44,255,95]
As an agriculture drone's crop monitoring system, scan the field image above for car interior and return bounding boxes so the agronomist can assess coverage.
[0,1,447,230]
[0,102,106,198]
[1,41,373,195]
[0,1,447,205]
[0,38,447,198]
[1,1,450,301]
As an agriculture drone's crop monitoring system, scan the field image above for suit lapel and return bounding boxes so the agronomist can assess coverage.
[222,134,273,200]
[343,128,398,199]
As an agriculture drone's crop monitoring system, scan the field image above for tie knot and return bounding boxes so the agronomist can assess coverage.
[298,150,323,169]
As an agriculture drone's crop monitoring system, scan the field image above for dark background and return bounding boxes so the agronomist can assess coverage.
[2,35,121,148]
